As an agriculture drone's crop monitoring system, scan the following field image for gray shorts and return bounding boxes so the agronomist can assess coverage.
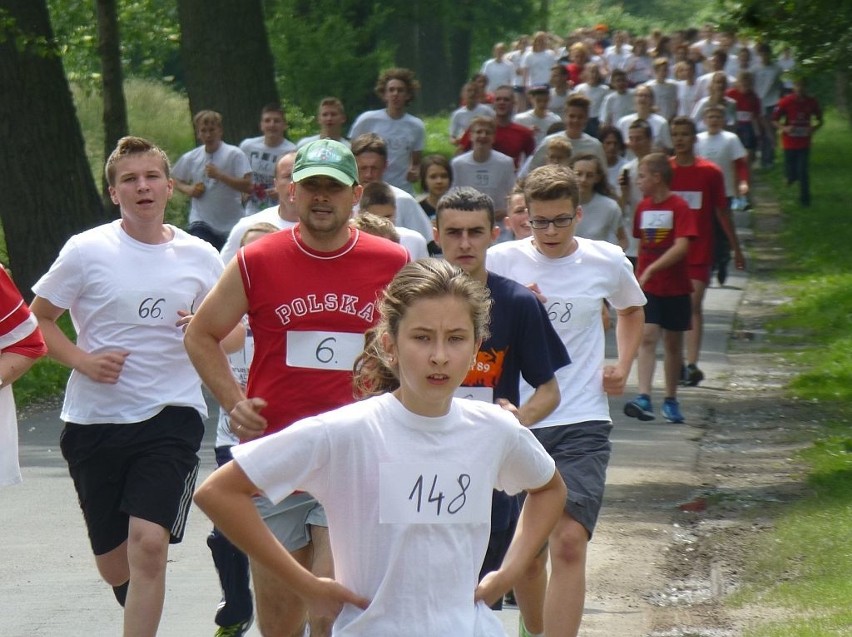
[531,420,613,538]
[254,492,328,552]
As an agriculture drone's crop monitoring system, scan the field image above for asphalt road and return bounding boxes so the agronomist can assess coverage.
[3,236,748,636]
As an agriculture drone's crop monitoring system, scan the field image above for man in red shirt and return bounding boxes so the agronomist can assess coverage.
[772,77,823,207]
[185,139,408,637]
[458,85,535,169]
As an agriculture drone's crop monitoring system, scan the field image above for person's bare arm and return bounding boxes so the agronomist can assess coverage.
[616,224,629,252]
[206,165,252,194]
[174,178,206,198]
[0,352,38,386]
[714,205,746,271]
[637,236,689,288]
[183,259,267,438]
[603,305,644,395]
[30,296,129,383]
[474,470,566,604]
[194,461,370,620]
[406,151,423,183]
[498,377,560,427]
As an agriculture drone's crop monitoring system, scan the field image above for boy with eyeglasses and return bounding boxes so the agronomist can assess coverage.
[487,164,645,637]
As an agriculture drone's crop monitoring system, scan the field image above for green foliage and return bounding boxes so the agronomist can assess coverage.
[720,0,852,74]
[735,424,852,636]
[422,115,455,161]
[71,79,196,226]
[549,0,717,36]
[727,112,852,634]
[464,0,538,76]
[0,6,60,57]
[13,315,74,408]
[265,0,392,117]
[46,0,180,87]
[760,112,852,405]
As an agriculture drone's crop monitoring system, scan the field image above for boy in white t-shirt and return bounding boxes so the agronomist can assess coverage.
[173,110,252,250]
[207,221,278,637]
[30,136,225,636]
[450,82,496,146]
[349,68,425,194]
[451,116,517,221]
[487,165,645,637]
[296,97,351,150]
[239,103,297,214]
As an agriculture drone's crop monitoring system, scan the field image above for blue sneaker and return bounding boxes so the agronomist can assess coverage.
[662,398,685,423]
[624,394,655,421]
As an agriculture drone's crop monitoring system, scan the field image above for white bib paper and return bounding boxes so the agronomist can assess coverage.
[114,291,185,327]
[379,462,491,524]
[673,190,703,210]
[286,330,364,371]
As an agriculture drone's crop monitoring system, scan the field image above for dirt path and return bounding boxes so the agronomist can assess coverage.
[587,183,814,637]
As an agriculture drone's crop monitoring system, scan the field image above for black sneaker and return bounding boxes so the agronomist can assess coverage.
[717,261,728,286]
[684,364,704,387]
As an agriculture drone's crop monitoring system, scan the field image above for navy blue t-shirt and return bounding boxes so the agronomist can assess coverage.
[461,272,570,530]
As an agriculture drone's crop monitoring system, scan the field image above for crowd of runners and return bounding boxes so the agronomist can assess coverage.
[0,20,826,637]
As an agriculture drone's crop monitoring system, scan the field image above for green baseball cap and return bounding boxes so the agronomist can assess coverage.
[292,139,359,186]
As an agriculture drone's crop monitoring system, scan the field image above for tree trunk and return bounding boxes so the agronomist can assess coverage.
[447,0,474,104]
[177,0,279,144]
[96,0,127,217]
[415,2,455,114]
[0,0,108,294]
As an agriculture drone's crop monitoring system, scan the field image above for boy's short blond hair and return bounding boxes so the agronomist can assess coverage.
[351,213,400,243]
[640,152,672,186]
[240,222,279,247]
[468,116,496,133]
[192,110,223,130]
[319,97,345,115]
[523,165,579,205]
[546,137,573,162]
[104,136,171,186]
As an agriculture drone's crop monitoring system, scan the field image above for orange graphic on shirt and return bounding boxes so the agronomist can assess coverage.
[462,348,506,388]
[642,227,672,246]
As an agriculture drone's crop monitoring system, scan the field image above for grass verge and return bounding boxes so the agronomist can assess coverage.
[732,110,852,635]
[13,314,74,409]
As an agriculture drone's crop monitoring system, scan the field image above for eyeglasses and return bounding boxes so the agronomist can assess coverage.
[529,215,576,229]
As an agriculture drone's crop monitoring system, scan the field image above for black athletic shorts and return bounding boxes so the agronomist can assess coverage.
[642,292,692,331]
[60,406,204,555]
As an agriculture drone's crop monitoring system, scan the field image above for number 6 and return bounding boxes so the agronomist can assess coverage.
[315,336,336,364]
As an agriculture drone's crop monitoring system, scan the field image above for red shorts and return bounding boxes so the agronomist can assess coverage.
[688,263,712,286]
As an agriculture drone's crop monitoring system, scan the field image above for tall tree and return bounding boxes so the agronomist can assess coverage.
[96,0,128,215]
[383,0,540,116]
[388,0,455,113]
[177,0,279,143]
[721,0,852,118]
[0,0,108,293]
[266,0,387,118]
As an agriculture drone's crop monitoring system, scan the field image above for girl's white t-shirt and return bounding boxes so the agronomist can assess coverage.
[233,393,555,636]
